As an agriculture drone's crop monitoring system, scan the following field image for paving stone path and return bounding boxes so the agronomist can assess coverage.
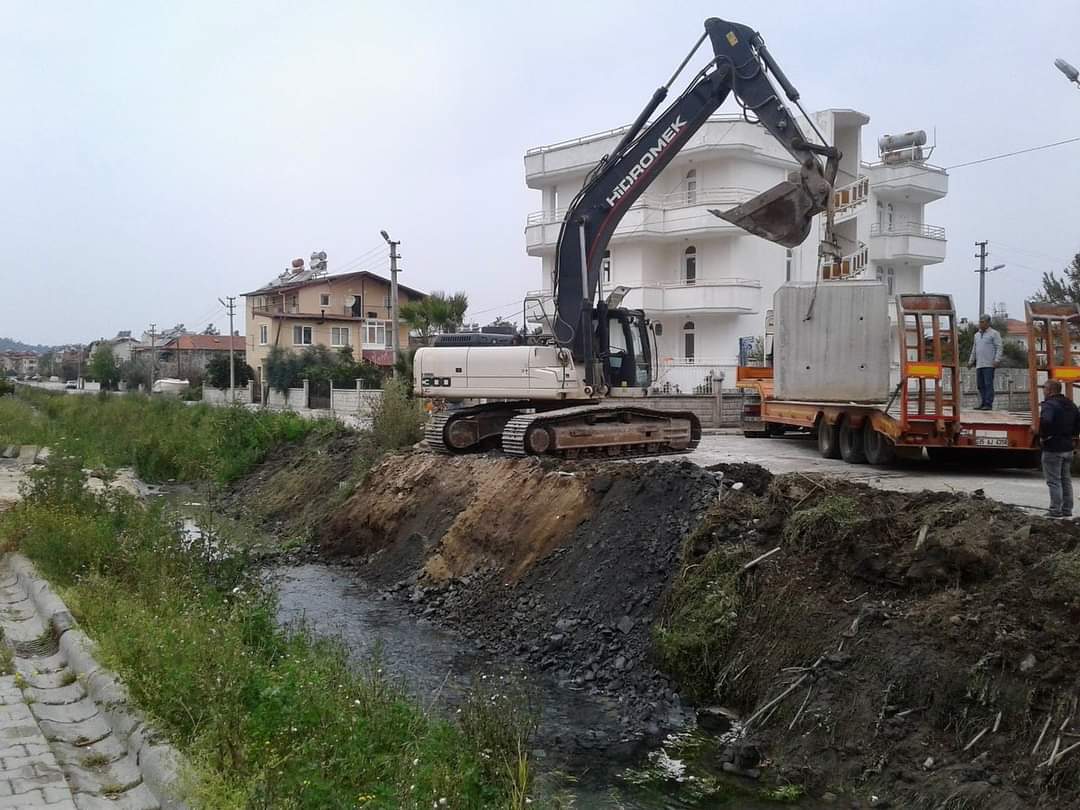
[0,566,161,809]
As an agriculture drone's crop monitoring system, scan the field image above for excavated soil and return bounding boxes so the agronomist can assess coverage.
[229,441,1080,808]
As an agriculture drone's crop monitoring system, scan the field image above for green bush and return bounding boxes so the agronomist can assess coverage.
[10,388,324,484]
[371,377,423,451]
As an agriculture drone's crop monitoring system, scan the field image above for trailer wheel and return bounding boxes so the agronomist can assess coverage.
[838,418,867,464]
[816,418,841,459]
[863,422,896,466]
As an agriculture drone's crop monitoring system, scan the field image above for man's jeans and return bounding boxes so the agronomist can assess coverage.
[976,366,995,408]
[1043,450,1074,516]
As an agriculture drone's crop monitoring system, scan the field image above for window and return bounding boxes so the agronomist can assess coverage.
[320,293,330,308]
[876,200,884,230]
[683,246,697,284]
[384,292,391,309]
[887,203,894,230]
[601,250,612,284]
[653,322,663,336]
[785,248,793,282]
[686,169,697,205]
[259,325,268,345]
[683,320,695,361]
[363,321,387,347]
[292,325,312,345]
[331,327,350,347]
[287,294,298,314]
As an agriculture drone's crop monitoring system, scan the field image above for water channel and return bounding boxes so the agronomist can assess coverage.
[177,506,800,808]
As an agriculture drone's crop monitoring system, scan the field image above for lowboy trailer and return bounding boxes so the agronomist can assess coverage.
[736,295,1080,466]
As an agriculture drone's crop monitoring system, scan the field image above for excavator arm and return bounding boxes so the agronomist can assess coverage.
[553,18,839,381]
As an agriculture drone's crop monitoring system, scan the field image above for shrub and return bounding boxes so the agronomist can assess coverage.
[205,356,253,390]
[371,377,423,451]
[783,495,861,547]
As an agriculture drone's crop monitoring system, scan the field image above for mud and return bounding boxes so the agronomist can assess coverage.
[228,440,1080,808]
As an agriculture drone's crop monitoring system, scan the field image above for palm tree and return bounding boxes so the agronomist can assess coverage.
[401,291,469,343]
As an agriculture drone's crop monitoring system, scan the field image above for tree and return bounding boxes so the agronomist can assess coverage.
[1034,253,1080,304]
[88,345,121,390]
[400,291,469,342]
[205,355,253,389]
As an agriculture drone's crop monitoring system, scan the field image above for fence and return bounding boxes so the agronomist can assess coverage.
[211,379,383,421]
[646,388,743,428]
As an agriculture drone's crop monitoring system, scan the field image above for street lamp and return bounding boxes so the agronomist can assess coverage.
[1055,58,1079,87]
[380,230,401,370]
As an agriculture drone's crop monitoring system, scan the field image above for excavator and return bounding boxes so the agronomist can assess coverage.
[415,17,840,458]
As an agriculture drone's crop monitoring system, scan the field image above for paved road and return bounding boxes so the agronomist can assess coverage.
[687,431,1052,514]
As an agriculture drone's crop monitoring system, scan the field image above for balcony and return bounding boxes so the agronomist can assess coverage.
[869,223,947,265]
[525,187,757,252]
[831,176,870,222]
[632,279,761,314]
[866,161,948,203]
[821,243,870,280]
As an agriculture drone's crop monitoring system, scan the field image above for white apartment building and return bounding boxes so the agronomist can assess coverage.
[524,109,949,392]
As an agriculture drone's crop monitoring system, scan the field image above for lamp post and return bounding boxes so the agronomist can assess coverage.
[380,230,401,373]
[1055,58,1079,87]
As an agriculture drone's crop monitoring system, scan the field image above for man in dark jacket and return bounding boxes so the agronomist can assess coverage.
[1039,379,1080,517]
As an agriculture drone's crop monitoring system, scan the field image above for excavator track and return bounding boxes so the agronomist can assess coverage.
[502,404,701,459]
[425,401,531,454]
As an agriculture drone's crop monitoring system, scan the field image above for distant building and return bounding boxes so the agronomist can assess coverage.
[0,351,39,378]
[523,110,949,390]
[154,334,246,379]
[241,264,426,390]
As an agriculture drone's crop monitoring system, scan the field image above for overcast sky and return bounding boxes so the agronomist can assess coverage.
[3,0,1080,345]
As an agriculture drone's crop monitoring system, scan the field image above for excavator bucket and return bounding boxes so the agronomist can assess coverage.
[709,160,834,249]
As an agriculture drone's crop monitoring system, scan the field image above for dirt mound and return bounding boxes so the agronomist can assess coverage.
[322,453,597,582]
[674,476,1080,809]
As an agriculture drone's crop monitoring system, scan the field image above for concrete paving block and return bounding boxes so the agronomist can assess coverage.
[16,447,39,465]
[49,738,126,770]
[36,713,111,747]
[15,652,68,677]
[27,683,86,707]
[62,754,141,795]
[31,702,101,726]
[73,784,160,810]
[0,724,49,744]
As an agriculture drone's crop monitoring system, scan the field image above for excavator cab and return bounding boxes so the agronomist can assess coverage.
[600,308,652,390]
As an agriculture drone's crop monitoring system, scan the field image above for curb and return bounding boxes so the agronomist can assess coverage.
[7,553,188,809]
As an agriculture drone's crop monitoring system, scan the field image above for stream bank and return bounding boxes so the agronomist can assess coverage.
[222,439,1080,808]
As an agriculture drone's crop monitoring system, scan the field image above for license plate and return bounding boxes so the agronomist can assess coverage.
[974,436,1009,448]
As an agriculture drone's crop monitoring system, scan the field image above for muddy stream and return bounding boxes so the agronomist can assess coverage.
[173,497,793,808]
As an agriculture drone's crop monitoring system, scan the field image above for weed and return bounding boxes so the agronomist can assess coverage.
[0,643,12,677]
[371,377,423,451]
[60,671,77,686]
[783,495,862,547]
[653,544,745,700]
[761,784,805,802]
[81,752,111,769]
[1,451,524,808]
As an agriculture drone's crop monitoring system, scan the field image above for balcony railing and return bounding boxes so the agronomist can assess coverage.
[832,176,870,217]
[870,222,946,240]
[526,186,759,226]
[821,243,870,280]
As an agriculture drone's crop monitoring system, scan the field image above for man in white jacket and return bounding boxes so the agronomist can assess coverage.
[968,315,1003,410]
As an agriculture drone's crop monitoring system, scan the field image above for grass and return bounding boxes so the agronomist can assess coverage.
[782,494,862,547]
[652,537,746,702]
[0,455,533,808]
[0,389,332,485]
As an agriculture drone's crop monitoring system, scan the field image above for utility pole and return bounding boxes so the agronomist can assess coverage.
[218,296,237,402]
[380,230,402,373]
[148,324,157,393]
[974,241,1005,318]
